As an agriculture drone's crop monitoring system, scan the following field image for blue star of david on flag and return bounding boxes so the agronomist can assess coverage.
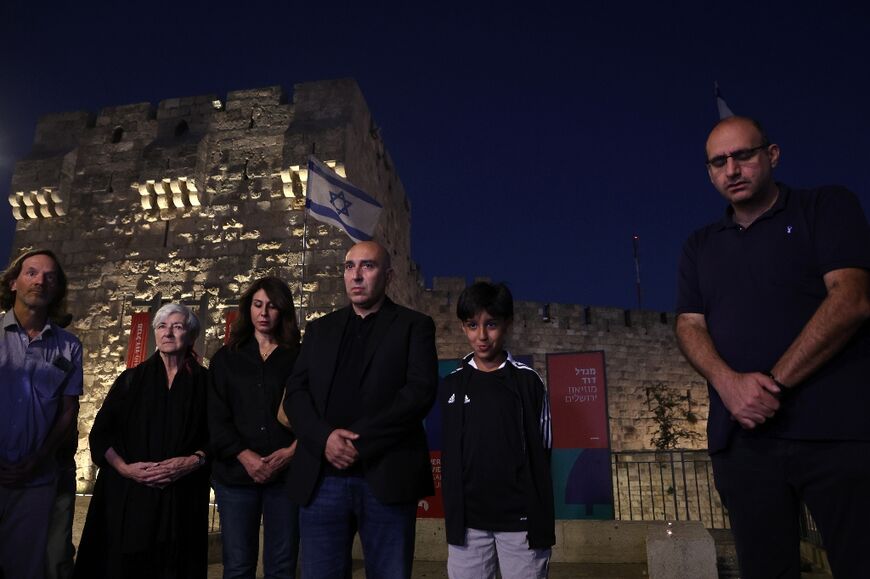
[329,191,352,216]
[305,156,383,243]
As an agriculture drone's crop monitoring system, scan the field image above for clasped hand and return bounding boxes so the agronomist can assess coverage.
[121,456,197,489]
[325,429,359,470]
[716,371,781,429]
[238,442,298,484]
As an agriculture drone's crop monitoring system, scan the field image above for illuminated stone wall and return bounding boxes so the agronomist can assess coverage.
[7,80,704,493]
[7,79,419,491]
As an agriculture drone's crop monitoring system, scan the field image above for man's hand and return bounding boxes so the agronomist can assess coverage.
[325,429,359,469]
[713,371,781,429]
[676,313,781,429]
[262,441,297,474]
[237,449,275,484]
[0,456,40,486]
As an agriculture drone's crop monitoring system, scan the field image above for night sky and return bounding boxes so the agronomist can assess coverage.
[2,1,868,312]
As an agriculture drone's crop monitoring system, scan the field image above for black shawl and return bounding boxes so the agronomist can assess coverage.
[74,352,210,579]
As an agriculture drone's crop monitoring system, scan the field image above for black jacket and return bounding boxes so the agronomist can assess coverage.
[441,352,555,549]
[208,339,298,485]
[283,298,438,505]
[74,353,210,578]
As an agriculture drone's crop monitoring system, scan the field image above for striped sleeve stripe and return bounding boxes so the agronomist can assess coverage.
[509,358,553,449]
[540,390,552,449]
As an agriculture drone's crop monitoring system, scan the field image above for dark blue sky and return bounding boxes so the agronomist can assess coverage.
[2,1,868,312]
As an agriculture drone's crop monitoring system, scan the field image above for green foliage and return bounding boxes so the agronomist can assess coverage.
[646,382,703,450]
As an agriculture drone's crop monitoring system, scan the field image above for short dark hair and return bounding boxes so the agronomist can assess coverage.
[456,282,514,322]
[228,276,301,355]
[0,249,69,320]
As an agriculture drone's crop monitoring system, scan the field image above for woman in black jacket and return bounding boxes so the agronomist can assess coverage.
[74,303,210,579]
[208,276,301,579]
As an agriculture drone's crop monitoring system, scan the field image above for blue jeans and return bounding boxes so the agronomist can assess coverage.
[213,480,300,579]
[299,476,417,579]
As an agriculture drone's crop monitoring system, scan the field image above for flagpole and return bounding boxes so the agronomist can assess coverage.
[298,205,309,327]
[632,234,643,309]
[297,150,316,328]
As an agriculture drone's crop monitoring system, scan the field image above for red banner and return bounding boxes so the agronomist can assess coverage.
[126,312,151,368]
[416,451,444,518]
[224,309,239,345]
[547,351,609,448]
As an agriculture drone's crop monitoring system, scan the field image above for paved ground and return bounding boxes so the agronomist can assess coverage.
[72,495,649,578]
[73,495,832,578]
[206,561,650,578]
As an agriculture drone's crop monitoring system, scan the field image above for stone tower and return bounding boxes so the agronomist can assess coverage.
[7,79,710,496]
[7,79,422,490]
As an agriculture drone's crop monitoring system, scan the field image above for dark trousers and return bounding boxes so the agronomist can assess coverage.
[712,436,870,579]
[213,480,300,579]
[0,482,55,579]
[45,481,76,579]
[299,476,417,579]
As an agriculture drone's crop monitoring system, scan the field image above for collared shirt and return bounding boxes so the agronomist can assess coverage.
[0,309,83,485]
[208,339,298,486]
[323,310,380,477]
[676,184,870,451]
[326,310,380,429]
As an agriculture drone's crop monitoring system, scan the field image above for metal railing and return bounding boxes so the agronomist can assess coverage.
[610,450,824,548]
[611,450,729,528]
[208,501,221,533]
[799,502,824,547]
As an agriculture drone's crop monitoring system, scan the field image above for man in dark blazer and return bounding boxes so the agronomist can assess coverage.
[284,240,438,579]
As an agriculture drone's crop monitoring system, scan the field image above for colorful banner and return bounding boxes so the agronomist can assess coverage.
[417,451,444,518]
[547,351,613,518]
[126,312,151,368]
[547,351,608,448]
[224,309,239,345]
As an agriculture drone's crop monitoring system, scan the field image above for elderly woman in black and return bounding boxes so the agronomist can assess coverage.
[74,303,210,579]
[208,276,301,579]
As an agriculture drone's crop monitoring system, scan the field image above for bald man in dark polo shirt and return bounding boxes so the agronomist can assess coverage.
[675,116,870,578]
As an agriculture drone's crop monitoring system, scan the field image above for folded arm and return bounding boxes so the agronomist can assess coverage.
[771,267,870,386]
[675,313,780,429]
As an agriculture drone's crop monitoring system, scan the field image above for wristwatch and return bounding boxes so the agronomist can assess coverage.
[193,451,207,467]
[765,371,789,391]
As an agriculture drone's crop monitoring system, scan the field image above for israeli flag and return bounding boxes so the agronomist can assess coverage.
[305,156,383,243]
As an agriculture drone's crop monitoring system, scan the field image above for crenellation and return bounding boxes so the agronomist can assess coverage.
[31,111,94,154]
[225,86,286,107]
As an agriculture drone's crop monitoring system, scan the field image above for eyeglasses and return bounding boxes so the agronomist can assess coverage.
[706,143,769,169]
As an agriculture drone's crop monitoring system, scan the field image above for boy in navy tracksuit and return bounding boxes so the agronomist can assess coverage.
[440,282,555,579]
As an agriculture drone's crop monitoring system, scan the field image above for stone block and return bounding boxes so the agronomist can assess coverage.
[646,521,717,579]
[558,520,649,563]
